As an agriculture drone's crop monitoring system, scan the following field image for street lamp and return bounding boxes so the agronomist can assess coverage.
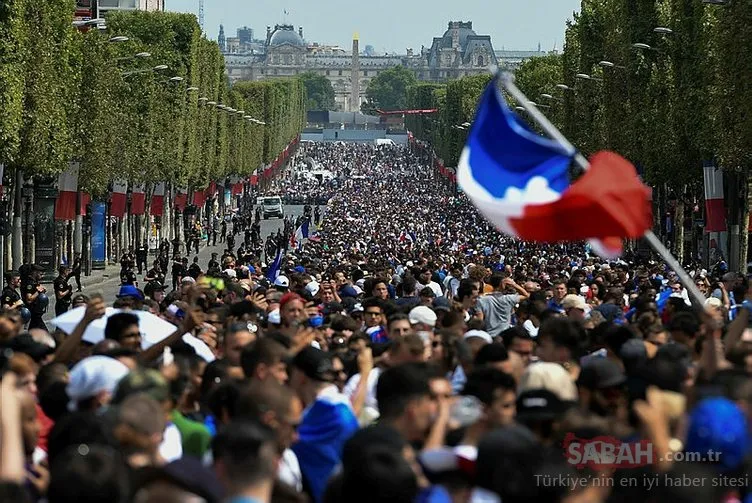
[632,43,653,50]
[514,106,526,112]
[461,122,471,127]
[575,73,602,82]
[153,65,169,71]
[207,101,217,106]
[654,27,673,35]
[555,84,574,91]
[540,93,563,103]
[169,76,184,82]
[135,52,151,58]
[199,97,209,102]
[109,36,129,43]
[186,87,199,92]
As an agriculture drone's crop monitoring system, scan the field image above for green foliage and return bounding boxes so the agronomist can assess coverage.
[362,65,417,113]
[0,0,26,166]
[0,8,304,195]
[299,71,335,111]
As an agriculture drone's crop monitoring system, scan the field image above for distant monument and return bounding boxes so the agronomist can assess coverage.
[350,33,360,112]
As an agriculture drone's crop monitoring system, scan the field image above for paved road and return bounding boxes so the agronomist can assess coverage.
[43,205,306,320]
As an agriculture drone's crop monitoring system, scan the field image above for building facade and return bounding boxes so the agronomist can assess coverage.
[75,0,164,18]
[223,21,548,112]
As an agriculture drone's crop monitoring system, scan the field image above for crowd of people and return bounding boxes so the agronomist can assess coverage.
[0,142,751,503]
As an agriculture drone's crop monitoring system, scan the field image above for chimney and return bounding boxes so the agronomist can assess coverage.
[266,26,271,44]
[406,48,413,57]
[299,27,303,38]
[451,24,460,49]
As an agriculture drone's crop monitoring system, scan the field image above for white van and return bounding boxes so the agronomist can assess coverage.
[374,138,396,146]
[260,196,283,219]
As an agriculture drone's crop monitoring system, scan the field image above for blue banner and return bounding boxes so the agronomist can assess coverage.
[91,201,106,269]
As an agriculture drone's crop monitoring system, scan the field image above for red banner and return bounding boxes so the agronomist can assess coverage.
[192,190,206,207]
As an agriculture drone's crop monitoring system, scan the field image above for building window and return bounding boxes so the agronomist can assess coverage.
[477,55,485,66]
[338,70,343,76]
[363,70,368,76]
[326,70,330,76]
[273,69,278,75]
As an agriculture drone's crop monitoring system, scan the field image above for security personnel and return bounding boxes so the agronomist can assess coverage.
[2,271,28,323]
[22,264,48,331]
[136,242,149,275]
[53,264,73,316]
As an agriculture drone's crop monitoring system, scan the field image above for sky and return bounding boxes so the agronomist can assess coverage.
[164,0,581,54]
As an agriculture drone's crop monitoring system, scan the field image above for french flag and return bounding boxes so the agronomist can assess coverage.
[55,162,79,221]
[703,162,726,232]
[131,183,146,216]
[174,187,188,212]
[150,183,165,217]
[266,248,282,281]
[290,220,310,250]
[458,78,652,256]
[111,179,128,218]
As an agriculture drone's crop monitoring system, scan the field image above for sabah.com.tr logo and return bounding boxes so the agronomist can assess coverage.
[563,433,654,470]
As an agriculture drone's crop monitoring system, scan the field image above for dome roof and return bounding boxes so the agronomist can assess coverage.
[269,26,305,47]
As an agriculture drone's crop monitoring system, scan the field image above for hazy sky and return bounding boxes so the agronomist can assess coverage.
[165,0,581,53]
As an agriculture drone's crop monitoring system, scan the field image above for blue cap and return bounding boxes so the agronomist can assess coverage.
[294,265,305,273]
[117,285,144,300]
[247,265,256,274]
[686,397,749,471]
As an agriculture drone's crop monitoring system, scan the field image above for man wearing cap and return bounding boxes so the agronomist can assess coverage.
[576,358,628,421]
[22,265,48,331]
[408,305,437,344]
[2,271,26,317]
[53,264,73,316]
[290,347,358,503]
[66,355,131,412]
[561,294,587,323]
[274,275,290,292]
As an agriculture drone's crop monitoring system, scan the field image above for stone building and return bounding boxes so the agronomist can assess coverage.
[223,21,547,112]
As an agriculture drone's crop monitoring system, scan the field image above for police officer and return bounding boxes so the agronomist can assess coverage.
[208,252,220,276]
[54,264,73,316]
[136,242,149,275]
[22,265,48,331]
[71,254,82,292]
[2,271,29,324]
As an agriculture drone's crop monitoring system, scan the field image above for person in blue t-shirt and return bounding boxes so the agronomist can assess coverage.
[290,347,359,503]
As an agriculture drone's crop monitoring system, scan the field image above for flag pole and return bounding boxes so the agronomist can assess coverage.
[497,71,707,309]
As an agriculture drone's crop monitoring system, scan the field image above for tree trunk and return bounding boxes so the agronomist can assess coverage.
[741,172,751,272]
[675,201,685,263]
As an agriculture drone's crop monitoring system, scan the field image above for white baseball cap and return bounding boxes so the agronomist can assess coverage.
[409,306,437,327]
[274,275,290,288]
[464,330,493,344]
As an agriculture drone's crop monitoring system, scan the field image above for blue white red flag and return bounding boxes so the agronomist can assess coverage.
[290,220,310,250]
[266,249,282,281]
[458,78,652,257]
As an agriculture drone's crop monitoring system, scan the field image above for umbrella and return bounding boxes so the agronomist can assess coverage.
[51,307,215,362]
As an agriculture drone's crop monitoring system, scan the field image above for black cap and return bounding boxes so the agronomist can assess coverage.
[516,389,574,422]
[292,346,335,383]
[8,334,55,363]
[577,358,627,390]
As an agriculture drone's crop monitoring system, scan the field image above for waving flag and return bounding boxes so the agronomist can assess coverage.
[266,248,282,281]
[290,220,310,250]
[458,79,652,255]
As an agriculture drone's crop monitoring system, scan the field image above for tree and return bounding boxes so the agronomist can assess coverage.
[299,71,334,111]
[362,65,417,113]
